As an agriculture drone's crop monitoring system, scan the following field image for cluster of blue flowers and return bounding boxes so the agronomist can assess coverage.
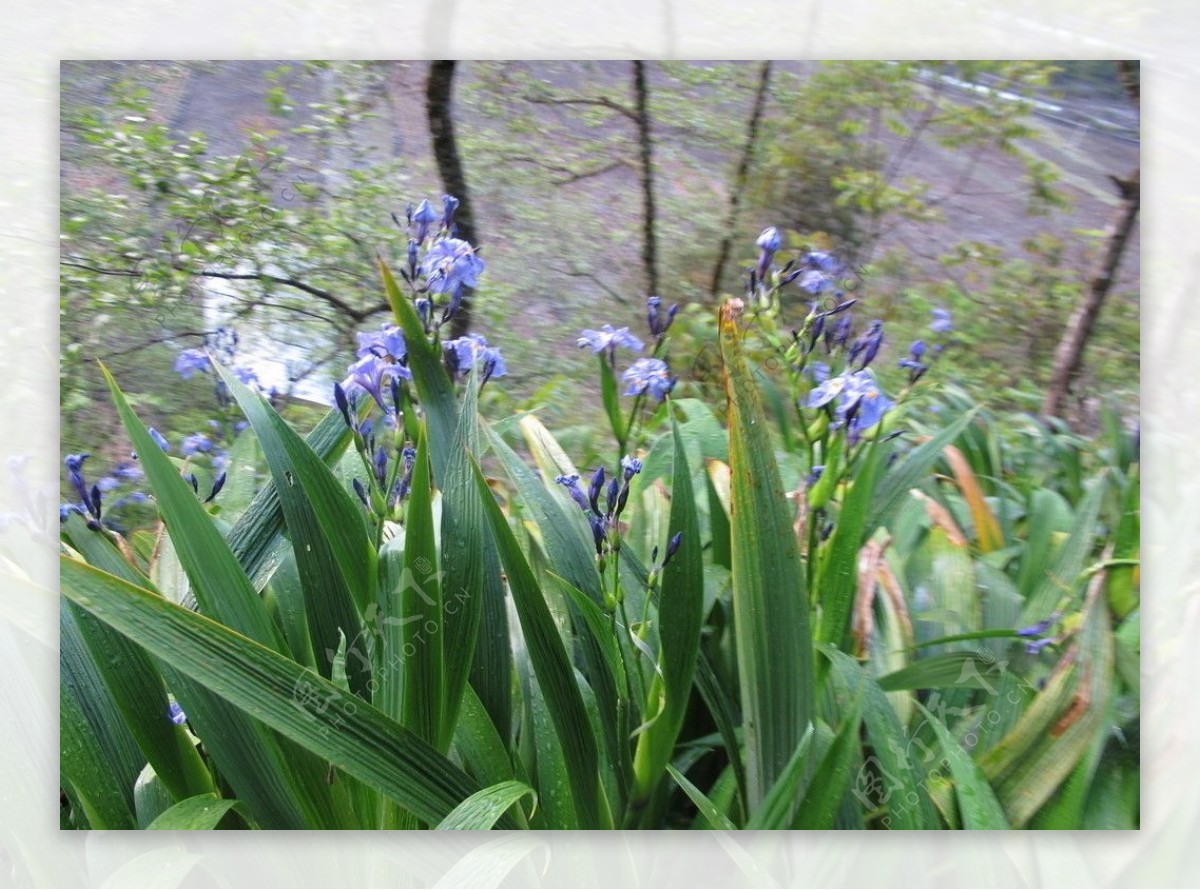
[747,226,956,446]
[578,296,679,403]
[330,195,509,526]
[1016,612,1061,656]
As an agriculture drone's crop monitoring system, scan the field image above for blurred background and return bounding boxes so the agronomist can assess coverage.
[59,60,1139,500]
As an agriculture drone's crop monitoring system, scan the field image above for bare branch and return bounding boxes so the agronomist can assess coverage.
[526,93,638,122]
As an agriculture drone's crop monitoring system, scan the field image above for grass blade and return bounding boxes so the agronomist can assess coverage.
[147,794,240,830]
[666,765,738,830]
[100,362,285,653]
[436,781,536,830]
[915,702,1010,830]
[399,426,445,750]
[214,361,373,691]
[225,407,356,590]
[472,460,609,828]
[61,557,509,828]
[867,408,980,532]
[631,412,705,811]
[380,258,459,482]
[718,302,813,811]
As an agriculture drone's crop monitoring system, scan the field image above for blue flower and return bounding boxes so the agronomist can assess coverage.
[620,455,643,481]
[411,198,440,243]
[621,358,675,401]
[356,324,407,362]
[421,238,485,295]
[174,349,211,379]
[442,194,460,232]
[444,334,507,383]
[148,428,171,453]
[233,366,260,389]
[1017,613,1060,639]
[646,296,679,339]
[342,354,412,412]
[806,375,849,409]
[807,371,893,441]
[848,320,884,370]
[181,433,213,457]
[167,701,187,725]
[931,308,953,334]
[555,473,591,512]
[838,372,893,440]
[756,227,782,280]
[756,227,782,253]
[807,361,831,384]
[577,325,644,355]
[96,475,121,492]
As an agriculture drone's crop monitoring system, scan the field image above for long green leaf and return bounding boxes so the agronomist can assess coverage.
[100,363,285,652]
[99,365,344,828]
[61,557,510,828]
[472,461,609,829]
[61,518,213,801]
[147,794,240,830]
[60,608,138,830]
[666,765,738,830]
[484,421,624,804]
[215,361,372,691]
[1018,473,1108,625]
[439,370,499,748]
[631,412,705,809]
[821,646,937,829]
[400,425,445,751]
[867,408,980,532]
[877,652,1010,692]
[225,407,356,590]
[436,781,536,830]
[745,725,816,829]
[817,438,884,647]
[915,703,1010,830]
[718,303,813,811]
[380,258,459,482]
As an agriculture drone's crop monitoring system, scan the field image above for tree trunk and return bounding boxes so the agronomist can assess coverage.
[632,61,658,298]
[1041,167,1139,419]
[710,61,773,299]
[426,60,478,339]
[1041,61,1140,420]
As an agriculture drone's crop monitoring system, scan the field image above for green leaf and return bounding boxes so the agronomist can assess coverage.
[436,781,536,830]
[399,425,445,751]
[99,363,285,653]
[380,258,459,482]
[821,646,938,829]
[816,438,884,647]
[147,794,240,830]
[61,520,213,801]
[60,612,138,830]
[484,421,624,803]
[1018,474,1108,625]
[598,354,626,444]
[472,460,609,829]
[915,703,1010,830]
[666,765,738,831]
[214,361,373,692]
[225,407,356,591]
[631,411,705,808]
[867,408,980,532]
[877,652,1011,692]
[61,557,510,829]
[718,303,813,811]
[693,651,747,820]
[745,724,816,829]
[439,369,503,748]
